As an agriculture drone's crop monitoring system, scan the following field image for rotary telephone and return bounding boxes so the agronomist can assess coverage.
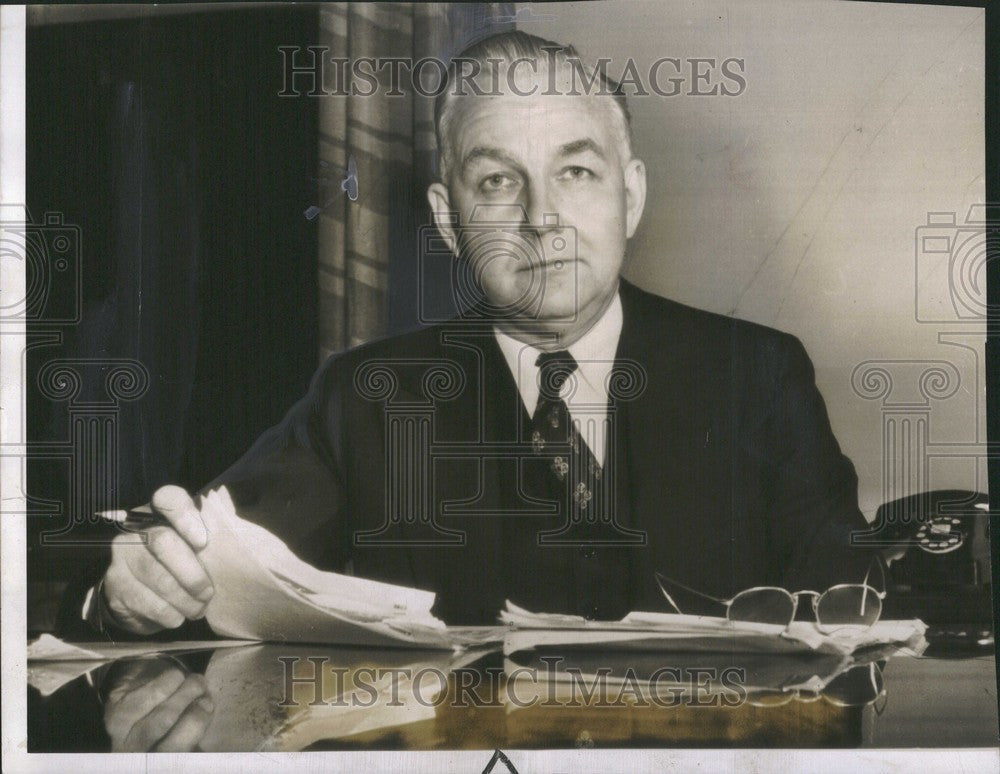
[870,490,993,653]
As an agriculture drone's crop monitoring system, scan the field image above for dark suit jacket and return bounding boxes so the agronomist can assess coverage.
[199,280,875,625]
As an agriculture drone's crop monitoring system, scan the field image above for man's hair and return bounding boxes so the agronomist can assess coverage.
[433,30,633,181]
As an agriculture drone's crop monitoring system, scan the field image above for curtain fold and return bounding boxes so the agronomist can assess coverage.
[317,2,514,359]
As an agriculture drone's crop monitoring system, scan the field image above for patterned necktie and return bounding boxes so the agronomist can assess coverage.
[533,350,577,439]
[531,351,603,521]
[521,351,632,622]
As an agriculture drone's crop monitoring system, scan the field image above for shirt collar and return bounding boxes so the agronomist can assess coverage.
[493,292,624,417]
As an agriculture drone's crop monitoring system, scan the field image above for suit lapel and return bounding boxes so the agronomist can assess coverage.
[426,326,521,620]
[615,281,696,605]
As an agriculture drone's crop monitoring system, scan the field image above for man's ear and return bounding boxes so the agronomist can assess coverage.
[427,182,459,255]
[623,158,647,239]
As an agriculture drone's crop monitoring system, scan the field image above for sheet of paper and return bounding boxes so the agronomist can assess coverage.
[27,660,104,698]
[27,633,251,662]
[26,635,251,697]
[197,487,487,649]
[501,601,928,657]
[503,628,832,659]
[501,622,921,707]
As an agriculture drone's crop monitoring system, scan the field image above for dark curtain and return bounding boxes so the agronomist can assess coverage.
[26,8,319,628]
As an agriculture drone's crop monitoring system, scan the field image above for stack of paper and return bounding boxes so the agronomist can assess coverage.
[500,601,928,657]
[500,602,927,706]
[197,487,497,649]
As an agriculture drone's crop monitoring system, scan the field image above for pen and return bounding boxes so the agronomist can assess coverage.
[94,504,165,527]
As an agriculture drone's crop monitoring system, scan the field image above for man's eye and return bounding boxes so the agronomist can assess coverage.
[561,166,594,181]
[480,173,516,191]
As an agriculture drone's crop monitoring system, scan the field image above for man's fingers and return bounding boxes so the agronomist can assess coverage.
[105,528,213,634]
[105,665,186,742]
[101,483,212,637]
[105,660,183,708]
[141,526,214,602]
[152,692,215,752]
[150,485,208,550]
[106,565,187,631]
[104,561,167,634]
[123,675,210,752]
[135,555,209,620]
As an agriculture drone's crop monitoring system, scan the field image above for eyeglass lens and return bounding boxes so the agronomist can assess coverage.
[815,586,882,629]
[727,588,796,626]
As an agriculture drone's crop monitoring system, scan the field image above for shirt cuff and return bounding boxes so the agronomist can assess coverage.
[81,578,118,636]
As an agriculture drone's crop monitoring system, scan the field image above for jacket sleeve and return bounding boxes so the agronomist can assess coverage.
[763,334,880,590]
[202,351,351,571]
[57,353,351,640]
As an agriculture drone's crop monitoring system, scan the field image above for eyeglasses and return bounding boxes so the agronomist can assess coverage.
[747,662,886,709]
[654,564,887,634]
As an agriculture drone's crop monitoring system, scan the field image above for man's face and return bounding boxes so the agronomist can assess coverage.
[428,83,646,335]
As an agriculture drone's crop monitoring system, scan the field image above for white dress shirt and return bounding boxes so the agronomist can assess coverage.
[494,292,623,466]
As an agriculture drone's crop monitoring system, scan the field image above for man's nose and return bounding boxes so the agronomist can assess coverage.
[522,181,561,232]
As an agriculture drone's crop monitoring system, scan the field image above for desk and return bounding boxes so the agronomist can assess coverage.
[27,641,999,753]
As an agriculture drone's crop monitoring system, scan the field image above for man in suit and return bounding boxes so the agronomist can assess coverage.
[77,31,876,634]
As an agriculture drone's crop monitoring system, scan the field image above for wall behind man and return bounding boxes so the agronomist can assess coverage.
[523,0,986,519]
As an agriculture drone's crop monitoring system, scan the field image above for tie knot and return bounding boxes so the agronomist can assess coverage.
[536,350,578,399]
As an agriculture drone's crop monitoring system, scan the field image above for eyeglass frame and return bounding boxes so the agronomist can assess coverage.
[654,561,888,633]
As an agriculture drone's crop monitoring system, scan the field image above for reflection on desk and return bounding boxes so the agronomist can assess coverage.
[862,656,999,747]
[27,641,999,752]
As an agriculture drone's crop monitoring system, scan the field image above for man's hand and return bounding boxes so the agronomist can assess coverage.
[103,657,215,752]
[103,485,214,634]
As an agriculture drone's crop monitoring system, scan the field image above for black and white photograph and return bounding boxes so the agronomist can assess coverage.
[1,1,997,771]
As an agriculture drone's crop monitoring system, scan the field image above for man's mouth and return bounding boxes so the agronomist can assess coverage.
[515,257,578,273]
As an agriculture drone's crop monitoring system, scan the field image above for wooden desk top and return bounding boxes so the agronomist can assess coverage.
[27,641,999,753]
